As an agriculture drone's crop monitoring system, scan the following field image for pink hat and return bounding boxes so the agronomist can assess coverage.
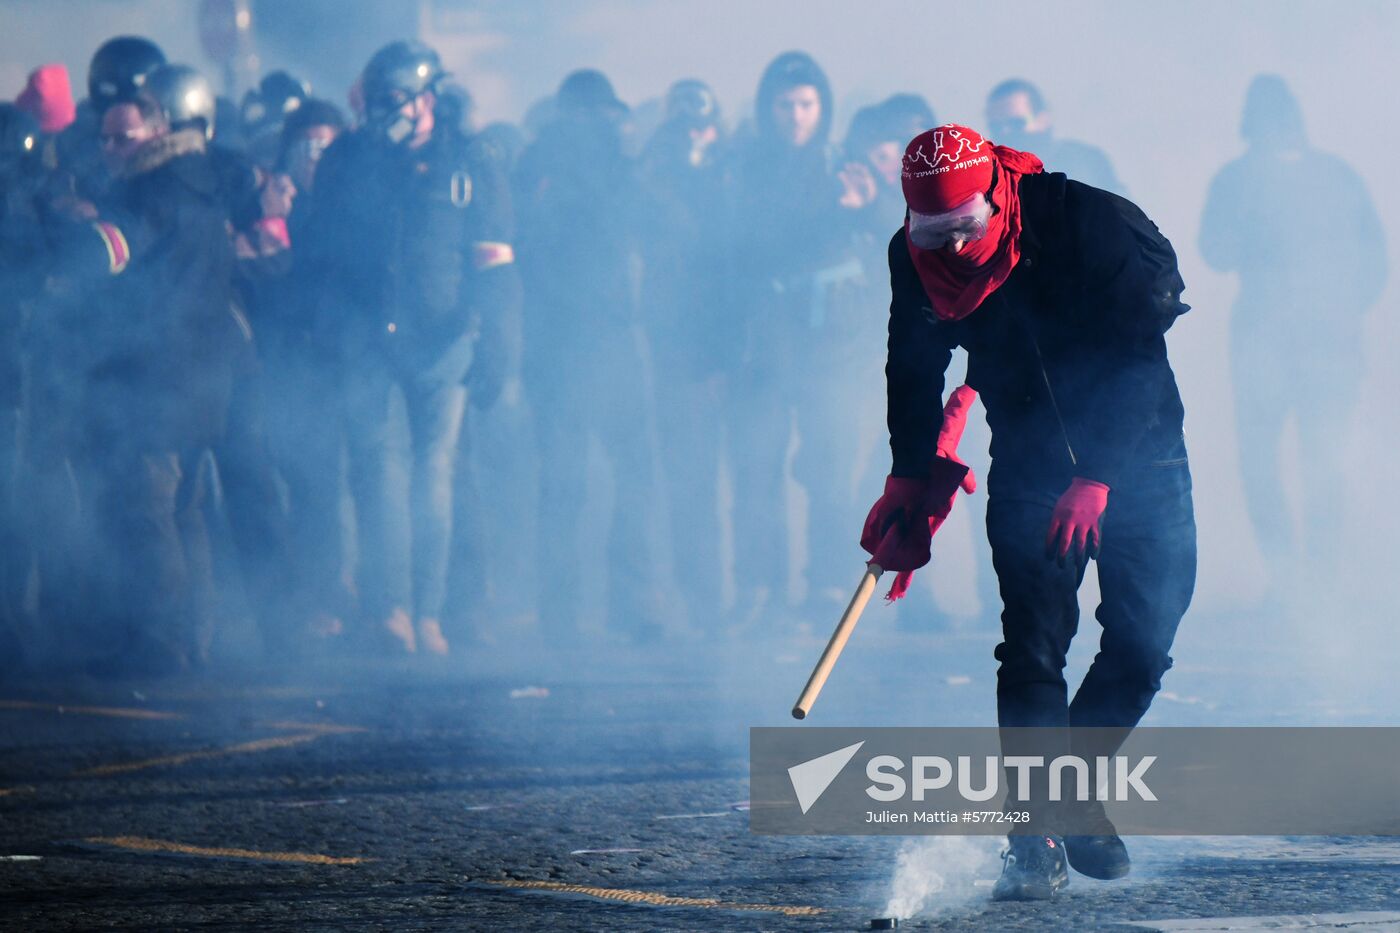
[17,64,77,134]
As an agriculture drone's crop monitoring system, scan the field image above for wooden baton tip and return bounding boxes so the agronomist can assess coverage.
[789,564,884,720]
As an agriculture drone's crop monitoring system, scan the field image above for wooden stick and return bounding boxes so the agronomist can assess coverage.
[791,563,883,720]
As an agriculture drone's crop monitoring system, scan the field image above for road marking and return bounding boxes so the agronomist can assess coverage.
[75,732,324,777]
[0,787,35,798]
[150,686,340,702]
[569,848,644,855]
[74,720,366,778]
[1128,912,1400,931]
[0,700,182,721]
[488,880,824,916]
[261,721,367,735]
[85,836,367,866]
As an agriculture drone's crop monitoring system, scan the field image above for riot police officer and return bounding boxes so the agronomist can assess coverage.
[301,40,520,656]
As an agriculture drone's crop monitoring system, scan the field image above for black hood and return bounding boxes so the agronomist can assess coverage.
[1241,73,1307,152]
[753,50,833,148]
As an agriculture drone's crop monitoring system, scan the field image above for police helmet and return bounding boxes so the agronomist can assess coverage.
[361,40,444,120]
[664,79,719,128]
[241,70,310,136]
[147,64,217,140]
[88,36,166,113]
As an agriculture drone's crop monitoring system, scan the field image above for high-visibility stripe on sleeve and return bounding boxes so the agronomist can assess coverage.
[93,221,130,274]
[253,217,291,251]
[471,241,514,270]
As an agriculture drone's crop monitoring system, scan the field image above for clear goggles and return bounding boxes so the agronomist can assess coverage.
[907,192,991,251]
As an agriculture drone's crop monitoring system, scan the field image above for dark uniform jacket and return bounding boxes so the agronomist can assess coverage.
[886,172,1189,490]
[303,125,519,384]
[86,129,239,448]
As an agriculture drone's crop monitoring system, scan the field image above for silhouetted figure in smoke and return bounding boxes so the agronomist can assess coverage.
[985,78,1125,196]
[444,116,533,642]
[1200,74,1386,598]
[516,69,667,643]
[5,95,180,670]
[240,70,312,170]
[845,93,936,237]
[6,66,78,632]
[82,92,239,673]
[303,41,519,656]
[145,61,295,658]
[235,98,353,649]
[636,78,731,626]
[0,106,46,659]
[727,51,870,626]
[7,78,104,664]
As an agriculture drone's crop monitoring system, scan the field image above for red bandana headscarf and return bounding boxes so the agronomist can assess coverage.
[900,124,1044,321]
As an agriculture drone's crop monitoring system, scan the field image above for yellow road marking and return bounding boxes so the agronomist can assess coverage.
[0,700,182,721]
[488,879,824,916]
[75,732,323,777]
[0,786,35,797]
[74,719,366,778]
[86,836,367,866]
[261,721,367,735]
[151,686,341,702]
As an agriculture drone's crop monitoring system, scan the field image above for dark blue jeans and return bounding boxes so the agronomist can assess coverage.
[988,442,1196,732]
[986,439,1196,830]
[344,364,467,624]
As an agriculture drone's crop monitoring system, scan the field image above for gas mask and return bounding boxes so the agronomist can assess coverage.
[366,90,420,146]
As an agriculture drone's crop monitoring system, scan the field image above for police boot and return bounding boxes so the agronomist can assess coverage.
[1063,799,1131,880]
[991,834,1069,902]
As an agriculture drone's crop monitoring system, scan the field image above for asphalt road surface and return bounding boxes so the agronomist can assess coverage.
[3,613,1399,932]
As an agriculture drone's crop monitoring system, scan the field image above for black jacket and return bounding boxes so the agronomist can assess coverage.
[86,129,240,447]
[636,123,733,379]
[0,165,47,406]
[886,172,1188,489]
[515,111,638,351]
[303,125,519,380]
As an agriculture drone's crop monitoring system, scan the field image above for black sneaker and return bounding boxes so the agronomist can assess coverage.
[991,834,1069,901]
[1063,798,1131,880]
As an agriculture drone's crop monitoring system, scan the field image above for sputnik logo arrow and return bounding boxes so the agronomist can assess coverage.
[788,741,865,814]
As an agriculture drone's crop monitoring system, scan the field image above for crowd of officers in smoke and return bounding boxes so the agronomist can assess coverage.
[0,35,1128,675]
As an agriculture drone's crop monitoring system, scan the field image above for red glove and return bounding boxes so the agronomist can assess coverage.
[861,475,938,573]
[861,386,978,598]
[935,384,978,498]
[1045,477,1110,566]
